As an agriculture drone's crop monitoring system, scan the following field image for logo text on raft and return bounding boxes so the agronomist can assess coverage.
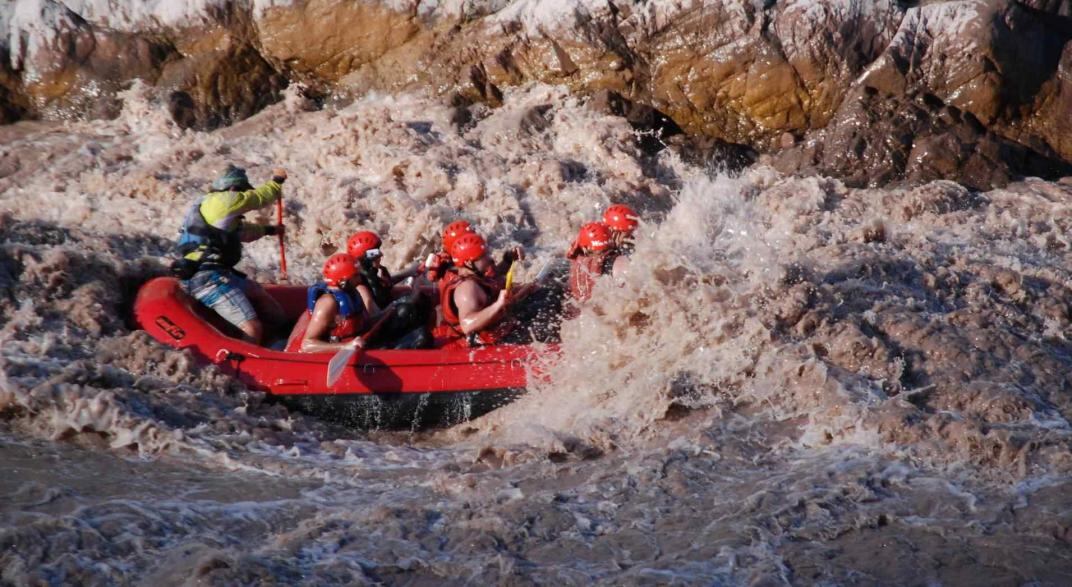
[155,316,186,340]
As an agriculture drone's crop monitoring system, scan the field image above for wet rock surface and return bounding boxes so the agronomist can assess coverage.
[3,0,1071,187]
[1,0,284,129]
[770,87,1072,190]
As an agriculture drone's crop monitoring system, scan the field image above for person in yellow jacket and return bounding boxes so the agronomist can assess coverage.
[172,164,288,344]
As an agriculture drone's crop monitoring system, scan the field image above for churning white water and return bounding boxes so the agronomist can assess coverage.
[1,82,1071,584]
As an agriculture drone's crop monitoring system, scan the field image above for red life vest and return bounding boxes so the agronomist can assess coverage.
[434,271,511,346]
[285,285,366,352]
[568,251,618,301]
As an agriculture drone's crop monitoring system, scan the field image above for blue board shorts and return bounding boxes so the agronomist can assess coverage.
[182,269,258,328]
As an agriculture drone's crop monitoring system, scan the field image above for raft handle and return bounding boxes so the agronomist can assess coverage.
[215,349,245,363]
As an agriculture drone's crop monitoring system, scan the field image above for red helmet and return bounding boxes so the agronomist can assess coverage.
[450,232,487,265]
[442,220,474,253]
[323,253,358,286]
[347,231,382,260]
[603,204,638,233]
[577,222,612,252]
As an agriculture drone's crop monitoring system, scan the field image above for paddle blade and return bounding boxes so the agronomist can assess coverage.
[326,344,356,387]
[505,261,516,291]
[535,258,570,285]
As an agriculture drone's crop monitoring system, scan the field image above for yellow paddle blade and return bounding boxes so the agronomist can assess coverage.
[505,261,516,291]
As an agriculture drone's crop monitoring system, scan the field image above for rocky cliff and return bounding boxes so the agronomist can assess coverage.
[2,0,1070,189]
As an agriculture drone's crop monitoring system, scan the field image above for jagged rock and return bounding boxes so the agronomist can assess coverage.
[156,24,287,130]
[254,0,428,88]
[771,87,1072,190]
[1025,40,1072,168]
[770,1,1072,188]
[1,0,284,129]
[0,0,1070,187]
[3,1,173,119]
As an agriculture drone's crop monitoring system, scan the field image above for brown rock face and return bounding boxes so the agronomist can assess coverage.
[1026,41,1072,167]
[771,86,1072,191]
[768,0,1072,188]
[255,0,427,86]
[158,17,288,131]
[6,3,173,120]
[1,0,285,130]
[1,0,1070,187]
[640,1,904,145]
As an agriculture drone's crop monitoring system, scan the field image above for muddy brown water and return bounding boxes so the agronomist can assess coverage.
[1,84,1071,584]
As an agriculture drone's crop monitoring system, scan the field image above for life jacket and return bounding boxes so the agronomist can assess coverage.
[284,283,365,352]
[359,262,394,309]
[568,250,618,301]
[435,271,511,346]
[174,195,244,268]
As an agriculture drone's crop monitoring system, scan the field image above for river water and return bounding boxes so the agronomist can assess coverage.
[1,82,1071,584]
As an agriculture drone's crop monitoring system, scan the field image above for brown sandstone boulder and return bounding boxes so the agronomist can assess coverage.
[1,0,285,130]
[6,3,172,120]
[254,0,428,87]
[157,20,287,131]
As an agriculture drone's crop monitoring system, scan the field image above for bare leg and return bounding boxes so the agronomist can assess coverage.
[244,280,286,326]
[237,318,264,344]
[186,270,263,343]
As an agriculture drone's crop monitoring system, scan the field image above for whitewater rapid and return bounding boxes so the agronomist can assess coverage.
[1,83,1071,583]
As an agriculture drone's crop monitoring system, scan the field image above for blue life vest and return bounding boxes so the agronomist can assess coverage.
[307,283,361,317]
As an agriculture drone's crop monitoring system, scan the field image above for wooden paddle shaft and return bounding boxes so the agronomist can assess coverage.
[276,197,288,280]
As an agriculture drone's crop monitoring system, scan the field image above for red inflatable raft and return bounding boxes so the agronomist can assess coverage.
[133,278,545,420]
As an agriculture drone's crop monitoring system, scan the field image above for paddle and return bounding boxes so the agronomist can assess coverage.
[326,305,397,387]
[276,197,288,281]
[504,261,516,292]
[534,258,559,283]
